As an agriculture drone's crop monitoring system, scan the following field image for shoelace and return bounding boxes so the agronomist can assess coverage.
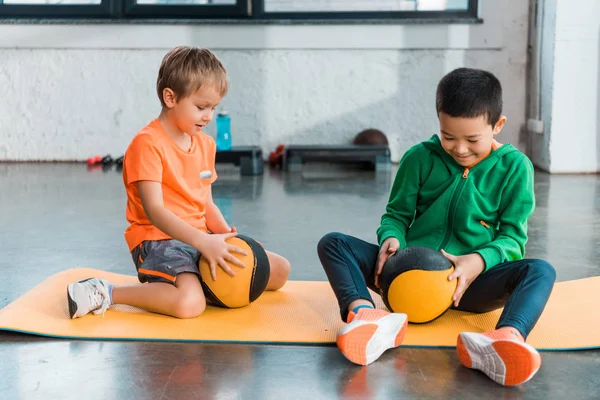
[89,280,111,318]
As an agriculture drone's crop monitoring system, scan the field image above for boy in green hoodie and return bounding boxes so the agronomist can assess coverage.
[317,68,556,387]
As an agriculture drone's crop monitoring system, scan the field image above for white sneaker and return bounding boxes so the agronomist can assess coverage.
[67,278,112,319]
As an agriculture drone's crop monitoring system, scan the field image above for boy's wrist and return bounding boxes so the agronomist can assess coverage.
[473,247,498,272]
[191,230,209,250]
[378,231,404,248]
[469,253,486,273]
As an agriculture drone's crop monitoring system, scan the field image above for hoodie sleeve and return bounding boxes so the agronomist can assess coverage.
[474,157,535,272]
[376,145,424,248]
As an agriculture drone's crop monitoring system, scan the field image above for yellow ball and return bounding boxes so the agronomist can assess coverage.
[379,246,457,323]
[198,235,270,308]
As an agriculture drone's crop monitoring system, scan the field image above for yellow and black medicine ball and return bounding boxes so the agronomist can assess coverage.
[379,246,457,323]
[199,234,270,308]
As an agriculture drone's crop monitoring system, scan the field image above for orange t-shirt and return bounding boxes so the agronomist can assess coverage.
[122,119,218,251]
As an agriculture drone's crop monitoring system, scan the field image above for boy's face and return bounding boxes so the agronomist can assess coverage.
[165,85,223,136]
[438,112,506,167]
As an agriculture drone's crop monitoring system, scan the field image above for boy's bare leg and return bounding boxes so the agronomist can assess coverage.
[112,273,206,319]
[265,250,291,291]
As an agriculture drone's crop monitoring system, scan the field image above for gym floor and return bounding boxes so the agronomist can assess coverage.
[1,162,599,399]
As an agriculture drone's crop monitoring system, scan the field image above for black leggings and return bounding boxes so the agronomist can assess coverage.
[317,232,556,339]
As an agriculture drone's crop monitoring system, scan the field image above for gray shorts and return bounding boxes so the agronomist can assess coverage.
[131,240,201,285]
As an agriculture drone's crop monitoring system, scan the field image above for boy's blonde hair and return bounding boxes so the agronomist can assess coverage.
[156,46,228,107]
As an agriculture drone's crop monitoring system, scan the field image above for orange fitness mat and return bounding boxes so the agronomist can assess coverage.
[1,268,598,351]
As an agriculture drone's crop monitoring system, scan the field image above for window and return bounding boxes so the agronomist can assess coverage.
[124,0,247,18]
[263,0,470,13]
[4,0,101,3]
[0,0,477,20]
[255,0,476,20]
[0,0,113,17]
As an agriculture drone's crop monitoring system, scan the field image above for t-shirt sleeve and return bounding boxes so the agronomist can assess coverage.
[124,134,163,184]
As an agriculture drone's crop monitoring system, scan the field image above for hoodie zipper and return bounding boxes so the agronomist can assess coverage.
[439,167,470,250]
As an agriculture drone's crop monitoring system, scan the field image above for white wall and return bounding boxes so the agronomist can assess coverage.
[0,1,530,162]
[530,0,600,173]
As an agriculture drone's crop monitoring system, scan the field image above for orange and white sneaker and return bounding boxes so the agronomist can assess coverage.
[457,328,541,386]
[336,308,408,366]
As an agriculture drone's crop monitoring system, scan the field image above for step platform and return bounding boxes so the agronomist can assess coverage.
[216,146,264,176]
[283,145,391,172]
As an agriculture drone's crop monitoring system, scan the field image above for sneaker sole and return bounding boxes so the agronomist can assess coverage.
[337,313,408,366]
[67,284,78,319]
[457,332,541,386]
[66,278,94,319]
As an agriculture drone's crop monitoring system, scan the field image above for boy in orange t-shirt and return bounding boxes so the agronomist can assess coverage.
[66,47,291,319]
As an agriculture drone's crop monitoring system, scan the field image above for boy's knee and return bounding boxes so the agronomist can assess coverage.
[529,259,556,282]
[317,232,346,256]
[278,257,291,278]
[172,293,206,319]
[268,257,291,291]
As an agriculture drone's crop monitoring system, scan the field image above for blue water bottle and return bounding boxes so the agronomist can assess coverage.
[216,109,232,151]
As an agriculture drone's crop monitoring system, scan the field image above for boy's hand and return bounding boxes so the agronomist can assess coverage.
[196,232,248,281]
[375,237,400,288]
[440,250,485,307]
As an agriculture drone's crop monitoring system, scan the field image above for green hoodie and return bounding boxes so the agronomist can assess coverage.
[376,134,535,272]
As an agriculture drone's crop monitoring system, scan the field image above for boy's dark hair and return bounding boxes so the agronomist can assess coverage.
[436,68,503,126]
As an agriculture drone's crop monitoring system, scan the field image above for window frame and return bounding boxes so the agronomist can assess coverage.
[251,0,478,21]
[0,0,479,21]
[123,0,249,19]
[0,0,116,18]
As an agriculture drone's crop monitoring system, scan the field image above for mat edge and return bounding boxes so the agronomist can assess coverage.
[1,327,598,351]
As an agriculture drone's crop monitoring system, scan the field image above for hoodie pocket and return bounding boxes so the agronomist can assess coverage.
[479,220,495,241]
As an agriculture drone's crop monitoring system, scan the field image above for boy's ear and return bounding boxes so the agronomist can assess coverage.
[493,116,507,135]
[162,88,177,108]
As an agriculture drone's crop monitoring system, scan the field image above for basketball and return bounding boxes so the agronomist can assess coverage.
[353,128,389,146]
[379,246,457,323]
[199,234,270,308]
